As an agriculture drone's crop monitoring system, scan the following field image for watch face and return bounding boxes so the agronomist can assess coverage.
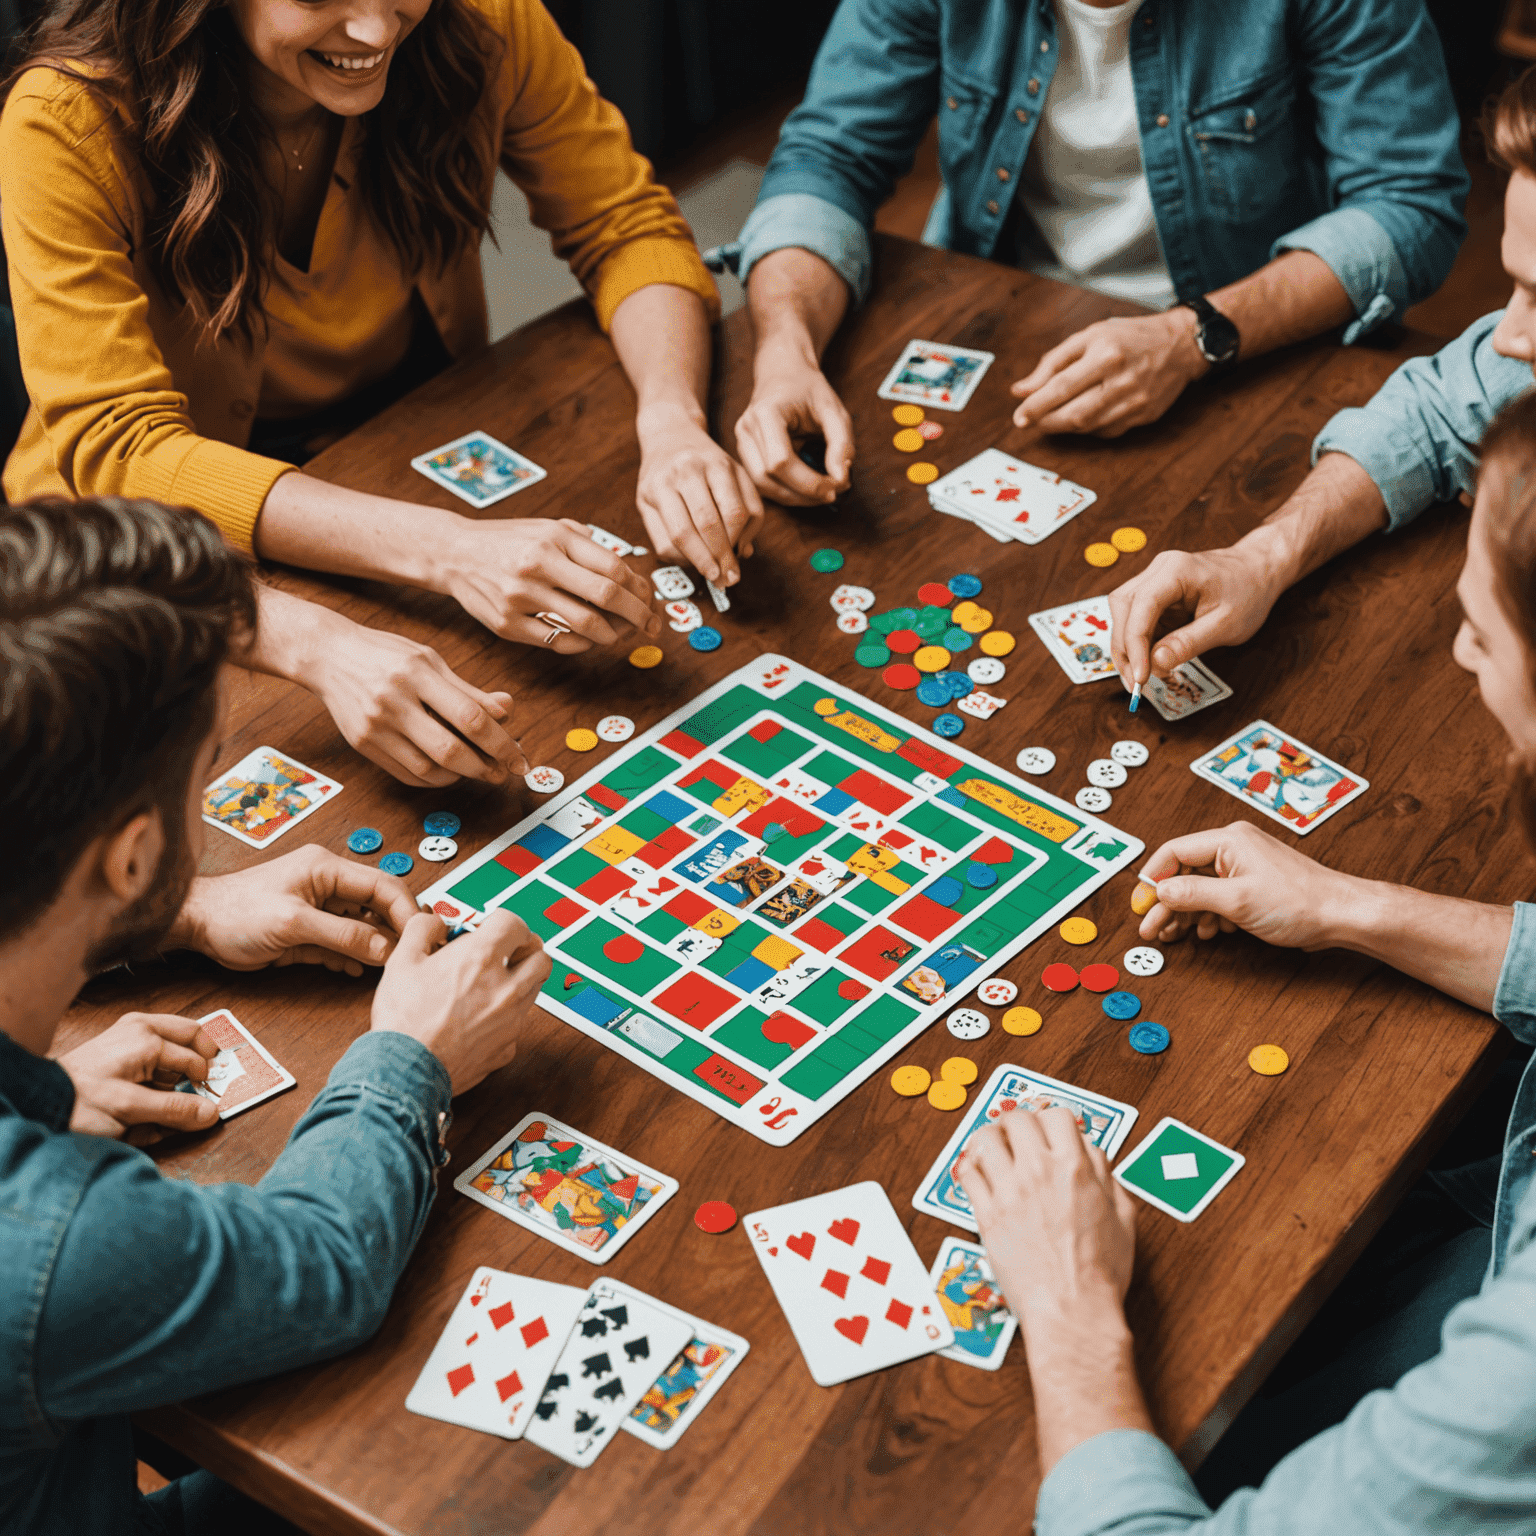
[1199,310,1240,365]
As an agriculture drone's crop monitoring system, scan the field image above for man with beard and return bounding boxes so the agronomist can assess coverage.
[0,497,551,1535]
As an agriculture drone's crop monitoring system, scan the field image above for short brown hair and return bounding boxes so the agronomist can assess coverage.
[1485,65,1536,176]
[0,498,254,935]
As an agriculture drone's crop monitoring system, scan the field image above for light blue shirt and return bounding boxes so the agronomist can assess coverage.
[1035,902,1536,1535]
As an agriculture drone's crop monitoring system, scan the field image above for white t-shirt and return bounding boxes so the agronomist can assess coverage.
[1016,0,1177,309]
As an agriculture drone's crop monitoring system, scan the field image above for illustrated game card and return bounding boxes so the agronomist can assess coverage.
[928,1238,1017,1371]
[201,746,342,849]
[913,1063,1139,1232]
[928,450,1097,544]
[410,430,546,508]
[405,1267,586,1438]
[454,1112,677,1263]
[1113,1117,1245,1223]
[525,1281,692,1467]
[1190,720,1368,835]
[746,1180,953,1386]
[877,340,995,412]
[1028,597,1118,684]
[184,1009,295,1118]
[1142,658,1233,721]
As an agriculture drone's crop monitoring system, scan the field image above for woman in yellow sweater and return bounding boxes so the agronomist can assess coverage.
[1,0,759,783]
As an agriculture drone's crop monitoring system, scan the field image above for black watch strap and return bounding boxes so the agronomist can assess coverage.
[1180,295,1240,369]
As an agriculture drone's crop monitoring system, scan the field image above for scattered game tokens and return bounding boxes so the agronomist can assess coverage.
[1123,945,1165,977]
[1249,1044,1290,1076]
[1129,1023,1170,1055]
[346,827,383,854]
[810,548,845,572]
[1060,917,1098,945]
[978,630,1015,657]
[597,716,635,743]
[380,851,414,876]
[941,627,974,652]
[948,573,983,598]
[917,419,945,441]
[964,861,997,888]
[418,835,458,863]
[892,403,925,426]
[917,582,953,607]
[949,599,980,623]
[1111,740,1150,767]
[1003,1006,1044,1036]
[1102,991,1141,1020]
[1110,527,1148,553]
[1016,746,1056,774]
[913,645,950,673]
[957,607,993,634]
[1130,882,1158,916]
[916,676,952,707]
[566,727,599,752]
[893,428,926,452]
[831,583,876,611]
[883,663,921,690]
[1086,758,1128,788]
[1041,962,1080,992]
[813,698,839,716]
[940,1056,979,1086]
[968,656,1006,685]
[1079,963,1120,993]
[946,1007,990,1040]
[907,462,940,485]
[887,627,920,654]
[927,1079,968,1111]
[875,606,917,632]
[1076,786,1112,812]
[856,642,892,668]
[892,1064,932,1096]
[837,610,870,635]
[913,606,950,637]
[977,978,1018,1006]
[1084,542,1120,567]
[422,811,461,837]
[937,671,973,700]
[628,644,663,669]
[689,626,723,651]
[694,1200,738,1234]
[933,713,965,737]
[525,765,564,793]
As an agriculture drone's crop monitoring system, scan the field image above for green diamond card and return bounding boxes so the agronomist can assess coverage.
[1113,1117,1244,1222]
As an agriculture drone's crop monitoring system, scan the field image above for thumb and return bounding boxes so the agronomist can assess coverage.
[392,911,448,965]
[818,399,856,487]
[1151,873,1243,918]
[119,1083,220,1133]
[1149,609,1243,675]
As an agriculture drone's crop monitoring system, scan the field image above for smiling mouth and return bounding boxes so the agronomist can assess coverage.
[309,48,387,73]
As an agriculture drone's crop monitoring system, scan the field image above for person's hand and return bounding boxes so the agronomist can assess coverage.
[1135,821,1367,948]
[171,845,421,976]
[435,517,662,651]
[302,618,530,788]
[370,909,551,1094]
[634,405,764,585]
[959,1106,1137,1321]
[58,1013,221,1138]
[1010,311,1207,438]
[734,352,855,507]
[1108,544,1284,688]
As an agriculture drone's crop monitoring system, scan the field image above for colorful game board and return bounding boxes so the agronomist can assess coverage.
[420,656,1143,1145]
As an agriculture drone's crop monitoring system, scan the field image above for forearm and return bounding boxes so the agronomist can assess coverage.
[1209,250,1356,364]
[609,282,712,433]
[240,583,358,689]
[746,247,850,373]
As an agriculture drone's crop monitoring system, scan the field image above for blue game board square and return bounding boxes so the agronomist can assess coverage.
[935,787,968,809]
[563,984,628,1028]
[725,957,776,992]
[519,824,570,859]
[814,787,855,815]
[926,874,964,908]
[644,789,695,826]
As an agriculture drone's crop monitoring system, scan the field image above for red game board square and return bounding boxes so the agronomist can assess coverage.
[840,926,918,981]
[576,866,634,904]
[838,769,911,816]
[653,972,738,1030]
[792,916,847,954]
[541,896,588,928]
[637,824,694,869]
[890,894,960,942]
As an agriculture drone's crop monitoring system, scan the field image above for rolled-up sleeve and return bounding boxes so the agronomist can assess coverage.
[737,193,874,302]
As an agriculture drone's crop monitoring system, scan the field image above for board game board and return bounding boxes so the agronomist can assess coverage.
[421,656,1143,1144]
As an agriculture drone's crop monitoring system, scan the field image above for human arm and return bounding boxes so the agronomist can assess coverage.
[56,1014,220,1137]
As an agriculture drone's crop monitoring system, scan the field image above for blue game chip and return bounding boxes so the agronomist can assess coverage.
[941,627,973,652]
[379,851,414,876]
[936,671,973,700]
[1128,1022,1170,1054]
[423,811,461,837]
[948,573,982,598]
[1102,991,1141,1020]
[346,827,383,855]
[933,712,965,737]
[690,626,723,651]
[916,676,951,707]
[964,861,997,888]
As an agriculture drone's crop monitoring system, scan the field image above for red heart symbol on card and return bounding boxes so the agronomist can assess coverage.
[828,1218,860,1246]
[787,1232,816,1260]
[767,1247,778,1256]
[834,1316,869,1346]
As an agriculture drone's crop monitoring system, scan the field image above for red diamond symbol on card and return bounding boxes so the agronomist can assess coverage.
[464,1332,479,1348]
[495,1369,523,1403]
[446,1363,475,1397]
[821,1268,849,1298]
[828,1218,860,1245]
[521,1316,549,1349]
[885,1300,913,1330]
[861,1257,891,1285]
[488,1301,514,1330]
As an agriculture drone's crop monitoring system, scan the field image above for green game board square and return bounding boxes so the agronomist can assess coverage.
[1115,1118,1243,1221]
[560,918,680,996]
[845,880,896,915]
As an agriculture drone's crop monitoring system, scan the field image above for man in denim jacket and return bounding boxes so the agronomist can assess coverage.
[726,0,1467,503]
[0,498,550,1535]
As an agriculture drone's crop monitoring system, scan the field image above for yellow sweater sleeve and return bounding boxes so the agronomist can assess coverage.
[494,0,720,331]
[0,73,291,551]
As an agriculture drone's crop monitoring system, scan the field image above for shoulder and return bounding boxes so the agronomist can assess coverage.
[1,63,129,182]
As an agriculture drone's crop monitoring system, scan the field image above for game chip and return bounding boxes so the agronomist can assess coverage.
[950,600,980,623]
[918,582,954,607]
[887,628,920,654]
[1111,740,1150,767]
[1003,1006,1044,1036]
[810,548,845,572]
[418,836,458,863]
[1087,758,1128,788]
[940,1056,979,1086]
[1079,963,1119,993]
[525,766,564,793]
[694,1200,738,1234]
[597,716,635,743]
[1084,543,1120,567]
[690,626,723,651]
[957,607,993,634]
[1041,962,1080,992]
[946,1007,990,1040]
[933,713,965,737]
[964,861,996,888]
[916,676,951,708]
[948,573,983,598]
[976,978,1017,1006]
[883,664,921,690]
[1102,991,1141,1020]
[1123,945,1164,977]
[380,851,414,876]
[968,656,1006,685]
[907,462,940,485]
[1130,883,1158,915]
[856,643,892,668]
[422,812,461,837]
[1129,1023,1170,1055]
[831,583,877,611]
[837,610,870,635]
[1016,747,1056,774]
[937,671,974,700]
[913,645,950,673]
[892,404,925,426]
[1249,1044,1290,1076]
[346,827,383,854]
[892,1065,931,1096]
[1110,527,1147,553]
[978,630,1015,657]
[566,728,598,752]
[913,608,950,638]
[893,428,925,452]
[628,645,664,668]
[1075,786,1112,812]
[917,420,944,440]
[927,1079,967,1111]
[1059,917,1098,945]
[941,627,973,652]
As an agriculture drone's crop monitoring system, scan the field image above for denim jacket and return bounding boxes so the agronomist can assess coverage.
[0,1027,452,1535]
[734,0,1467,337]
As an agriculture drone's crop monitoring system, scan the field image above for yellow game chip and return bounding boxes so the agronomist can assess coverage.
[913,645,951,672]
[813,697,839,716]
[1059,917,1098,945]
[979,630,1015,657]
[1249,1044,1290,1077]
[565,728,599,752]
[1002,1006,1043,1036]
[1084,543,1120,567]
[949,600,980,624]
[628,645,664,669]
[892,428,925,452]
[1130,881,1158,915]
[892,404,925,426]
[940,1056,978,1085]
[907,462,940,485]
[958,607,993,634]
[1111,526,1147,553]
[927,1079,968,1111]
[891,1064,931,1097]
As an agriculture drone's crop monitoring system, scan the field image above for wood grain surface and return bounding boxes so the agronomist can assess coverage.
[57,235,1524,1535]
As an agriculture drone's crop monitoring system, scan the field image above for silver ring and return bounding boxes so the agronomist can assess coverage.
[535,610,572,646]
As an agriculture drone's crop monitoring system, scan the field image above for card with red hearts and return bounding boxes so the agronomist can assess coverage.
[745,1181,953,1385]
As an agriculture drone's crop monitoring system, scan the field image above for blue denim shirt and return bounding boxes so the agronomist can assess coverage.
[0,1026,452,1535]
[734,0,1467,338]
[1033,903,1536,1535]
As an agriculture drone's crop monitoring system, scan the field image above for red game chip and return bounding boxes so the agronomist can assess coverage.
[886,628,920,654]
[917,582,953,607]
[883,663,921,690]
[1079,963,1120,993]
[1041,962,1080,993]
[694,1200,738,1234]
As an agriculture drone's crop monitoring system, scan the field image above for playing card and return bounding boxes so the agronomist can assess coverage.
[955,689,1007,720]
[1191,720,1368,835]
[611,1281,751,1449]
[410,431,546,508]
[927,450,1096,545]
[1142,658,1233,721]
[1028,597,1117,684]
[586,523,637,556]
[525,1282,693,1466]
[454,1112,678,1263]
[706,580,730,613]
[405,1267,586,1438]
[652,565,696,600]
[183,1009,295,1118]
[1114,1117,1245,1223]
[201,746,342,848]
[929,1238,1017,1371]
[913,1064,1139,1232]
[746,1181,953,1386]
[877,339,995,412]
[666,599,704,632]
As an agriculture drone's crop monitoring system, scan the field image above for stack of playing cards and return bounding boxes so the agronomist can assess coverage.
[928,449,1096,545]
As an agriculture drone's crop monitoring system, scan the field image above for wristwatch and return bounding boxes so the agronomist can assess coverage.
[1180,294,1240,369]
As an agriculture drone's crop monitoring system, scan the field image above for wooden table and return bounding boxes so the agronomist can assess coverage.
[62,234,1520,1535]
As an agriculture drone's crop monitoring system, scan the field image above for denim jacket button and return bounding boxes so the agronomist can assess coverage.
[1039,38,1050,51]
[1027,78,1040,95]
[947,96,958,110]
[1155,113,1169,127]
[995,166,1011,181]
[986,199,1000,214]
[1015,107,1030,123]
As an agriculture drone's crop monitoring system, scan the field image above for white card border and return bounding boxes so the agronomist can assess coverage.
[876,339,996,412]
[928,1237,1018,1371]
[201,745,343,850]
[1189,718,1369,835]
[410,429,548,508]
[1027,599,1118,686]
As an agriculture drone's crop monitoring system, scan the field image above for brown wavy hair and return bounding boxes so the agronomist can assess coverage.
[5,0,501,341]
